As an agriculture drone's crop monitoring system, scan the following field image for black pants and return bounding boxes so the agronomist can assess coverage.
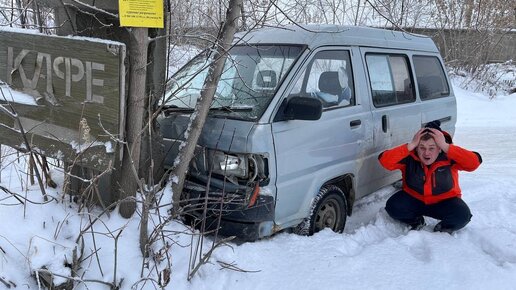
[385,190,472,232]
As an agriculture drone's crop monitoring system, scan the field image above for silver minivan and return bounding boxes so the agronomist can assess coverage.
[159,25,456,240]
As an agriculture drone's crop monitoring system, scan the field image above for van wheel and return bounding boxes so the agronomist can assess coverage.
[294,185,347,236]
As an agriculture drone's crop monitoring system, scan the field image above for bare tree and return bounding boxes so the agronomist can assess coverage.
[431,0,514,69]
[118,27,149,218]
[169,0,243,214]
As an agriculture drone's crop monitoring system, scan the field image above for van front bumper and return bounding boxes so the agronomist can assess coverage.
[181,177,275,241]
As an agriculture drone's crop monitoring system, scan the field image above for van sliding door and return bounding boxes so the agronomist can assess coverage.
[362,49,421,190]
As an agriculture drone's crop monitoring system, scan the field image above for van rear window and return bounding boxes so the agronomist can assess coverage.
[413,56,450,100]
[366,54,415,107]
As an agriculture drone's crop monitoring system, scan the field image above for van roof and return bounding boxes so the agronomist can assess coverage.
[236,25,439,53]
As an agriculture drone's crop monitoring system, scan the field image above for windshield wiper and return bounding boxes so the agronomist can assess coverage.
[162,105,253,116]
[161,105,195,114]
[209,106,253,112]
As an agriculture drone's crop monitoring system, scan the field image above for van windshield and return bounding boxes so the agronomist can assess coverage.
[163,45,304,121]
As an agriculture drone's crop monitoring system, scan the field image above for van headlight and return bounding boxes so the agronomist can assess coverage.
[211,151,248,178]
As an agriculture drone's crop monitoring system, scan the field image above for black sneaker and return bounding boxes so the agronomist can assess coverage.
[409,216,426,230]
[433,222,454,234]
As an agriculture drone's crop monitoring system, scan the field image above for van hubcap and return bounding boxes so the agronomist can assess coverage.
[315,198,341,231]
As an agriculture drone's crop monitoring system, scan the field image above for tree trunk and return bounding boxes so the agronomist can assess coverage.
[119,28,149,218]
[15,0,26,28]
[240,2,247,30]
[139,27,167,185]
[464,0,474,28]
[170,0,243,214]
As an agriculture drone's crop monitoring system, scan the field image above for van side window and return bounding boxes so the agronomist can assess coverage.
[291,50,355,109]
[413,56,450,100]
[366,54,415,107]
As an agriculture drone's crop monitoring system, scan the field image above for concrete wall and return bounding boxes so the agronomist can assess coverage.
[408,28,516,65]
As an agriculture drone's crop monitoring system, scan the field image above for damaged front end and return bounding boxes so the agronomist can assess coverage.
[158,112,275,241]
[180,149,275,241]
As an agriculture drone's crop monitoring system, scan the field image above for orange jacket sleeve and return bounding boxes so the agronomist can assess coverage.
[378,143,410,171]
[447,144,482,172]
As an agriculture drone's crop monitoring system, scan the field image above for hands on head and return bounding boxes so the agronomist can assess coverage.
[407,128,425,151]
[427,128,450,153]
[408,127,450,153]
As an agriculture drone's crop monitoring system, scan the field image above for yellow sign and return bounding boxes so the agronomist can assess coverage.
[119,0,164,28]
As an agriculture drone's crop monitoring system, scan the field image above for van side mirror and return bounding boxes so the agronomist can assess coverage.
[276,96,323,121]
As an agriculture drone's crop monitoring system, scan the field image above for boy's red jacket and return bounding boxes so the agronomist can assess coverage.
[378,143,482,204]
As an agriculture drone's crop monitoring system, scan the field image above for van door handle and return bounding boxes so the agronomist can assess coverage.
[350,119,361,128]
[382,115,388,133]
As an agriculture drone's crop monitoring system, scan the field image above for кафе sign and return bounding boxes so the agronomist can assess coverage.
[0,28,126,170]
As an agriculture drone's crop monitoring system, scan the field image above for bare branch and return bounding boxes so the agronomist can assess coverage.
[217,260,261,273]
[69,0,118,18]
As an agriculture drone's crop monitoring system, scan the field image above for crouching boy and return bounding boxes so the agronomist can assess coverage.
[378,121,482,233]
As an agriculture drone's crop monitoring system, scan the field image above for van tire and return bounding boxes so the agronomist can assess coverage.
[294,185,347,236]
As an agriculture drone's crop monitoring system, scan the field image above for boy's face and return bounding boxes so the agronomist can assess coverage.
[417,138,441,165]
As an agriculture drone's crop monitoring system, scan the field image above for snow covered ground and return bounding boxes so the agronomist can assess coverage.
[1,76,515,289]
